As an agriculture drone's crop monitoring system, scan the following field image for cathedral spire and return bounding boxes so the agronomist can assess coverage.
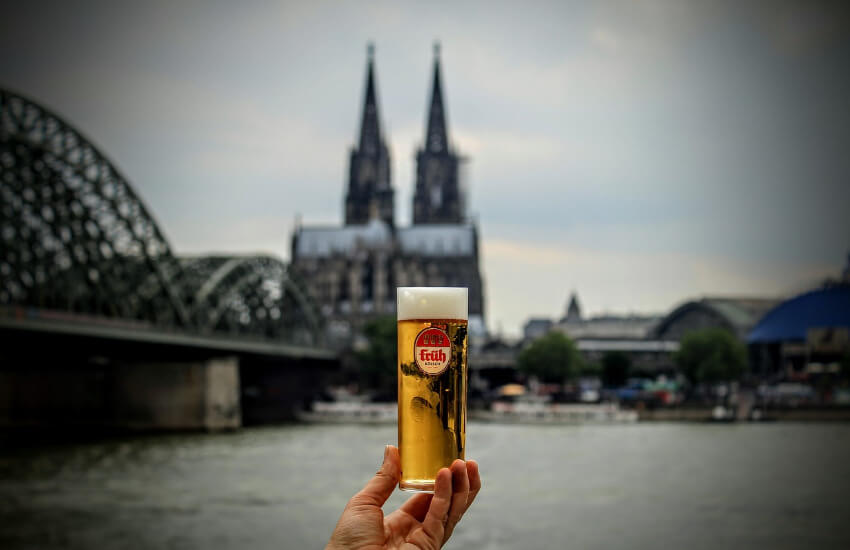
[412,42,464,225]
[358,42,382,155]
[345,43,394,226]
[424,41,449,153]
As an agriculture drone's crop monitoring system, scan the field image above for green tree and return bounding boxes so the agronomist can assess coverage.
[674,328,746,384]
[518,331,582,383]
[356,316,397,393]
[579,361,601,378]
[601,351,631,387]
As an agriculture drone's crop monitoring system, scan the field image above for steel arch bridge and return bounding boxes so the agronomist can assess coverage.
[0,89,321,344]
[180,255,321,343]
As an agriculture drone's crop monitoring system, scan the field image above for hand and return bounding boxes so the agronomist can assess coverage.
[326,445,481,550]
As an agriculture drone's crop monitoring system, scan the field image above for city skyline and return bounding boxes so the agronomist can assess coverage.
[1,1,848,336]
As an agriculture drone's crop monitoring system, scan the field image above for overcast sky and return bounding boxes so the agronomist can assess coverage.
[2,0,848,337]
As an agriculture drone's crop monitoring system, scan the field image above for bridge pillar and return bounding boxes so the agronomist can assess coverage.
[1,318,338,433]
[114,357,241,430]
[0,355,241,432]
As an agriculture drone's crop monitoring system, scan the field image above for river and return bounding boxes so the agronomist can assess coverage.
[1,422,849,549]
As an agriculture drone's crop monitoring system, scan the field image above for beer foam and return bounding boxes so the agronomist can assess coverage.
[397,287,468,321]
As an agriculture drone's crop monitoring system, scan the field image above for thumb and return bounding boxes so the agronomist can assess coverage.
[351,445,399,508]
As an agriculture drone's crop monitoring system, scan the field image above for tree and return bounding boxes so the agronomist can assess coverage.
[601,351,631,387]
[356,316,397,394]
[674,328,746,384]
[579,361,601,378]
[517,331,582,383]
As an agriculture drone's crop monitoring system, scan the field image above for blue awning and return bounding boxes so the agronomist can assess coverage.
[748,286,850,343]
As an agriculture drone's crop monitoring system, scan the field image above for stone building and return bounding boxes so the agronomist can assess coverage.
[291,45,485,344]
[554,292,661,341]
[519,292,674,374]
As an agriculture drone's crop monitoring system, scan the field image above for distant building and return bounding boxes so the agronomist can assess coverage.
[524,293,787,376]
[523,292,674,374]
[553,292,661,341]
[522,318,553,341]
[557,315,660,341]
[575,339,680,375]
[469,338,522,391]
[749,283,850,380]
[652,297,780,342]
[748,255,850,382]
[290,45,485,344]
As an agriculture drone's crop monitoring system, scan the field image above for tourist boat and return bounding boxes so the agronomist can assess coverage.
[296,401,397,424]
[469,400,638,424]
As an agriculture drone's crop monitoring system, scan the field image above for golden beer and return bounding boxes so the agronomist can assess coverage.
[397,287,468,493]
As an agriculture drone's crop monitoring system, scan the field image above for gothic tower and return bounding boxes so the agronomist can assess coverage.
[345,44,394,226]
[412,43,464,225]
[564,292,582,322]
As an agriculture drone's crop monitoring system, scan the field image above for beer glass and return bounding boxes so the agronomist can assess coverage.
[397,287,468,493]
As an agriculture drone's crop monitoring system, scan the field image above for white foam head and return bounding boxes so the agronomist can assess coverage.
[397,287,468,321]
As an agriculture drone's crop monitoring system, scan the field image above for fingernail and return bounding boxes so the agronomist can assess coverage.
[382,444,390,464]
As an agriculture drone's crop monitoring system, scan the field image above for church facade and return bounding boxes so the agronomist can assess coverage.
[290,45,485,343]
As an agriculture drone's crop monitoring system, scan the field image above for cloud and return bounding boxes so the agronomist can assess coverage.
[2,0,847,337]
[482,237,837,337]
[590,27,621,53]
[172,214,293,261]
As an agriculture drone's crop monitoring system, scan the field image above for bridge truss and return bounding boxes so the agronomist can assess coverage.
[0,89,322,344]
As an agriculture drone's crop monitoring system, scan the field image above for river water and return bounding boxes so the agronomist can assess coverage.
[1,422,849,549]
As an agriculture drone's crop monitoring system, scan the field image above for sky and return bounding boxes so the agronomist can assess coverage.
[2,0,849,337]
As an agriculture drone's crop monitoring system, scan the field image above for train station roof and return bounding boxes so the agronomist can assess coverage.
[748,285,850,343]
[652,297,779,341]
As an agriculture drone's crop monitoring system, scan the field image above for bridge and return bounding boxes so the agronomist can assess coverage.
[0,89,338,431]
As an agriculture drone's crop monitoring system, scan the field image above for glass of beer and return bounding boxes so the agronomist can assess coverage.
[397,287,468,493]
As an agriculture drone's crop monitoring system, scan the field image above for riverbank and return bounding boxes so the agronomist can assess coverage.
[637,406,850,422]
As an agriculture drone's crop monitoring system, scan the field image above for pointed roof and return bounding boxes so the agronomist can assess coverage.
[358,43,382,155]
[566,292,582,322]
[424,42,449,154]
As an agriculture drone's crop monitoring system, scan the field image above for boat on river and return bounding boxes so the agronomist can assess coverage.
[296,401,397,424]
[297,389,638,424]
[298,400,637,424]
[470,401,638,424]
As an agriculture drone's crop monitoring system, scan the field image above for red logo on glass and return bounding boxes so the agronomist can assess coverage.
[414,327,452,376]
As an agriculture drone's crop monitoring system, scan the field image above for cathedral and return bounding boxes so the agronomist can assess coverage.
[290,44,485,344]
